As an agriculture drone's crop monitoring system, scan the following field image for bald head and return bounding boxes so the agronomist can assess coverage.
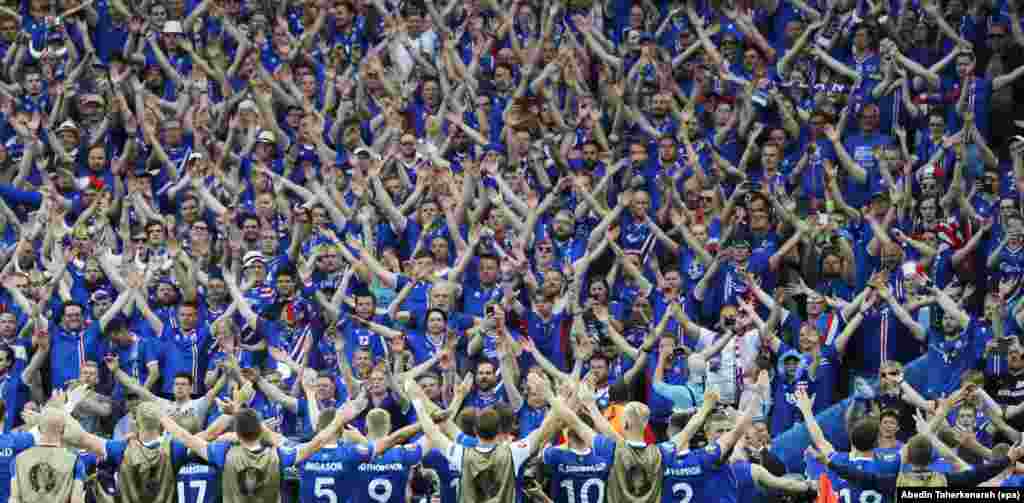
[623,402,650,432]
[39,407,66,437]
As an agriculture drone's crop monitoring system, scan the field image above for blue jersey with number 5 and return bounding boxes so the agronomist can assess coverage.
[177,459,221,503]
[299,442,374,503]
[352,444,423,503]
[542,435,616,503]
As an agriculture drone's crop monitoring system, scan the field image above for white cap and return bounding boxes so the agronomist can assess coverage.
[243,251,267,269]
[238,99,257,111]
[163,20,184,34]
[257,130,276,144]
[187,152,204,162]
[55,120,79,133]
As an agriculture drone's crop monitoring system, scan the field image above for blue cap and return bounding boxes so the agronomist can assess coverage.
[638,31,654,43]
[297,146,319,164]
[483,143,506,156]
[871,188,890,200]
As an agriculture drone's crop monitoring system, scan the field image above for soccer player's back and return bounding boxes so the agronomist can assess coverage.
[350,408,424,503]
[543,433,615,503]
[299,442,372,503]
[178,456,222,503]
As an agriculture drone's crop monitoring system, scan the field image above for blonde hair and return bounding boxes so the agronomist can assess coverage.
[623,402,650,431]
[366,408,392,438]
[135,401,164,433]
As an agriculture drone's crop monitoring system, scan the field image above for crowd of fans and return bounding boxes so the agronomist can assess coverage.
[2,0,1024,500]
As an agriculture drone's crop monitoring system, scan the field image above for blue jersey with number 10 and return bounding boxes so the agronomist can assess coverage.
[299,442,374,503]
[542,435,616,503]
[177,459,221,503]
[352,444,423,503]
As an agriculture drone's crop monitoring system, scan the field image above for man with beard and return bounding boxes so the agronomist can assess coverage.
[888,285,986,399]
[409,374,559,503]
[463,360,510,410]
[269,266,319,368]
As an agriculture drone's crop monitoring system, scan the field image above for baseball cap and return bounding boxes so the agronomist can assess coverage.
[55,120,79,133]
[257,130,276,144]
[91,289,114,303]
[243,251,267,269]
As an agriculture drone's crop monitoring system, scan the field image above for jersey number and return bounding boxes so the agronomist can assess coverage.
[840,488,883,503]
[368,478,393,503]
[560,478,606,503]
[672,482,694,503]
[314,477,338,503]
[177,480,207,503]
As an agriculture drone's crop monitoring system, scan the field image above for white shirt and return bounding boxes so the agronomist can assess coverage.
[698,328,762,405]
[444,440,533,475]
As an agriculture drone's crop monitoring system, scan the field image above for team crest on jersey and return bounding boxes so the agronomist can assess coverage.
[238,467,265,496]
[626,464,653,494]
[143,464,162,494]
[474,466,502,499]
[28,462,58,494]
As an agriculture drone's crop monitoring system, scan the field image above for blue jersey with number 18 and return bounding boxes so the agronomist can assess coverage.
[542,435,616,503]
[352,444,424,503]
[299,442,374,503]
[806,451,888,503]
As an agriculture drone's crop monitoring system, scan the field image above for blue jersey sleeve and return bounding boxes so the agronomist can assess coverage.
[455,433,479,447]
[10,433,33,452]
[104,439,129,468]
[277,446,298,469]
[593,435,617,459]
[699,442,723,469]
[343,442,374,464]
[74,457,86,481]
[732,461,755,490]
[542,446,564,466]
[401,444,423,465]
[206,441,231,469]
[170,439,190,467]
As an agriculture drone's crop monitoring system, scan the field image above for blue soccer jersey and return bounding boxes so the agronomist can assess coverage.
[299,442,374,503]
[351,444,423,503]
[0,432,34,502]
[177,458,221,503]
[542,435,616,503]
[659,441,732,503]
[807,451,889,503]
